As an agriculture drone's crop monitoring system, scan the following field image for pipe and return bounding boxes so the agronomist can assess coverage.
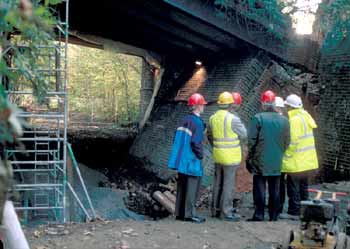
[67,182,92,221]
[163,191,176,203]
[67,143,97,219]
[152,191,175,214]
[2,201,30,249]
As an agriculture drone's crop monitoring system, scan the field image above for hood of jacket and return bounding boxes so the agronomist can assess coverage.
[288,108,317,129]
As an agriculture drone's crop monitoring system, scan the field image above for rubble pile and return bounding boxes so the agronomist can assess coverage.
[125,181,176,220]
[98,165,179,219]
[76,143,252,220]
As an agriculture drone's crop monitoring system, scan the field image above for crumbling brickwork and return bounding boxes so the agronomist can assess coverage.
[317,51,350,181]
[285,35,320,72]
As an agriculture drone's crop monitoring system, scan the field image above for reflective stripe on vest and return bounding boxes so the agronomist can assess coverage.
[284,145,316,158]
[214,143,241,149]
[212,112,240,148]
[294,115,315,152]
[296,145,316,152]
[282,110,319,173]
[214,138,239,142]
[210,110,241,165]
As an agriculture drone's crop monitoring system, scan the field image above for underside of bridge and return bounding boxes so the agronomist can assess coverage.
[67,0,246,59]
[61,0,349,185]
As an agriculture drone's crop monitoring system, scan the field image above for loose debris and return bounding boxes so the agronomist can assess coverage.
[102,170,217,219]
[45,225,70,236]
[35,246,50,249]
[122,228,138,237]
[33,230,41,238]
[120,177,178,219]
[83,231,94,236]
[120,240,130,249]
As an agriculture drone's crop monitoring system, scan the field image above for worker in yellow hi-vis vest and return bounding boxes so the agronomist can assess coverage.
[208,91,247,221]
[280,94,319,220]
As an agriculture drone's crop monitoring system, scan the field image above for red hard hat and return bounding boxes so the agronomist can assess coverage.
[261,90,276,103]
[188,93,207,106]
[231,92,242,105]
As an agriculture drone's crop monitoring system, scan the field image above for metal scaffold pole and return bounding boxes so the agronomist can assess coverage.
[4,0,70,224]
[62,0,69,224]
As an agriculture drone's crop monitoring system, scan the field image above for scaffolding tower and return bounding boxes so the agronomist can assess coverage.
[5,0,69,224]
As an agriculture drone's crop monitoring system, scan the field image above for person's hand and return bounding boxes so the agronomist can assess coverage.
[243,145,248,160]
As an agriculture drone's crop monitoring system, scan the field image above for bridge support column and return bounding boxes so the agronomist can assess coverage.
[139,59,154,121]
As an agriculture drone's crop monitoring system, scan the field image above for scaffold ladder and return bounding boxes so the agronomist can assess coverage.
[4,0,69,224]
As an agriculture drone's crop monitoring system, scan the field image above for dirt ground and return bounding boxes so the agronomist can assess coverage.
[25,180,350,249]
[24,182,350,249]
[25,215,298,249]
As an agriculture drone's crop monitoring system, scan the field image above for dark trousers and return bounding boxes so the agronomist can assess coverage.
[279,173,286,214]
[285,171,310,215]
[175,173,201,219]
[252,175,280,221]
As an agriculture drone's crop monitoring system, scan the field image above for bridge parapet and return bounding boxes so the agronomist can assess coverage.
[165,0,320,71]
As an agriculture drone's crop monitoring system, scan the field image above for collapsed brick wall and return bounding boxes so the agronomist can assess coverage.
[317,51,350,181]
[285,35,320,72]
[130,51,294,191]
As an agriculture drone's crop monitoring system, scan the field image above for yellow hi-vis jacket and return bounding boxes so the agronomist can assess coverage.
[282,108,319,173]
[209,110,242,166]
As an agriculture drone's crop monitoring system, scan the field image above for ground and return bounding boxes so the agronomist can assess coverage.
[20,127,350,249]
[25,217,298,249]
[23,178,350,249]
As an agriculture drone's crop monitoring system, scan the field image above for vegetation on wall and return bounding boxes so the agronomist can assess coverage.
[318,0,350,55]
[210,0,294,40]
[68,45,142,125]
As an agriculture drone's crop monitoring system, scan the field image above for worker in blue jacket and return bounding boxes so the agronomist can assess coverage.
[168,93,207,223]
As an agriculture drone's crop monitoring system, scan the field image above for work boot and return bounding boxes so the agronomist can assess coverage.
[246,217,264,222]
[175,216,184,221]
[184,216,206,223]
[211,211,221,218]
[223,214,240,222]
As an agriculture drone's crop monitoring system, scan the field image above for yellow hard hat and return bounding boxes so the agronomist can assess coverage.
[217,91,234,105]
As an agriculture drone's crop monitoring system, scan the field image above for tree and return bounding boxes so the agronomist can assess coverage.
[67,44,142,125]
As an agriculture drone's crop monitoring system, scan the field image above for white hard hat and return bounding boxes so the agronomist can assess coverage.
[275,97,285,108]
[285,94,303,108]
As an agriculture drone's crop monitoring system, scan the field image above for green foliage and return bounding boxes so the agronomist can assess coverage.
[0,0,59,145]
[44,0,62,6]
[319,0,350,55]
[68,45,142,125]
[212,0,292,40]
[1,0,59,102]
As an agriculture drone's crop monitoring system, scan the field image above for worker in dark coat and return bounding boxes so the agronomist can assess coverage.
[247,90,290,221]
[168,93,207,223]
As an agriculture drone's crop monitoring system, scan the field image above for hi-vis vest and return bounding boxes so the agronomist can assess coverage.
[209,110,242,166]
[282,109,319,173]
